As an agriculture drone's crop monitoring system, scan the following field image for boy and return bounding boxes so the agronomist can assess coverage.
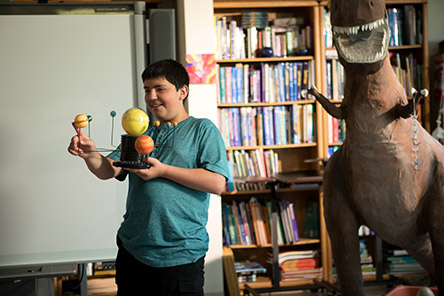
[68,59,228,295]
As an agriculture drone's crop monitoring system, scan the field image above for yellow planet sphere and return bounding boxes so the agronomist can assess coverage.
[121,108,149,135]
[74,114,88,128]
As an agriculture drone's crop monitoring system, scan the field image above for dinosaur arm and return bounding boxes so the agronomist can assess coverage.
[395,89,427,118]
[395,98,417,118]
[307,86,345,119]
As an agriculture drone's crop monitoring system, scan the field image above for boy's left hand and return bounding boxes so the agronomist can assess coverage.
[124,157,165,180]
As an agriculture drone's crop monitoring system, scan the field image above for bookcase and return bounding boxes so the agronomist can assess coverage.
[213,0,331,294]
[318,0,430,285]
[215,0,431,293]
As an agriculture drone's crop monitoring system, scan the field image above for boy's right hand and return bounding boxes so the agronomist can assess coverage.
[68,123,97,159]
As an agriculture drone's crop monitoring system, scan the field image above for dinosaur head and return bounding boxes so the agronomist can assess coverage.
[330,0,390,73]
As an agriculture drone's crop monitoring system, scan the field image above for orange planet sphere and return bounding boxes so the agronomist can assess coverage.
[74,114,88,128]
[134,135,154,155]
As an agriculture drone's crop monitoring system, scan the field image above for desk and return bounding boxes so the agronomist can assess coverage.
[0,249,117,296]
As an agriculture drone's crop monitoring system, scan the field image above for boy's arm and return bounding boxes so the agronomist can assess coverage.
[68,125,123,180]
[126,157,226,195]
[162,166,226,195]
[84,153,123,180]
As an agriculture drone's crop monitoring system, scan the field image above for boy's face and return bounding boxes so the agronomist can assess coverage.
[144,77,188,124]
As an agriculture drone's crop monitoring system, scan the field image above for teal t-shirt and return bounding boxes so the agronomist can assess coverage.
[107,116,228,268]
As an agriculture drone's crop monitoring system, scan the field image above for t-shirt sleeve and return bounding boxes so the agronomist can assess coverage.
[196,120,229,180]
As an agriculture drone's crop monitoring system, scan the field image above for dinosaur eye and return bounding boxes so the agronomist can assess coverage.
[370,1,374,6]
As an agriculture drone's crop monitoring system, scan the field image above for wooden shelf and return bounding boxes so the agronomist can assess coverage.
[225,143,317,151]
[218,100,316,108]
[214,0,319,9]
[240,275,318,290]
[229,237,321,249]
[217,56,314,63]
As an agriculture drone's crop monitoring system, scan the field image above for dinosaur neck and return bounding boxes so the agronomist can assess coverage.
[343,55,406,115]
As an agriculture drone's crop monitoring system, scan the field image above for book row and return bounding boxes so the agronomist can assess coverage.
[387,5,423,47]
[325,58,345,101]
[216,61,313,104]
[215,16,313,60]
[222,198,320,246]
[217,105,316,148]
[390,52,423,96]
[325,53,423,102]
[327,114,346,144]
[324,5,423,49]
[226,149,279,192]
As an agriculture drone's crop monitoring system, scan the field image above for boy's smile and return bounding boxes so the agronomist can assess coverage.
[144,77,189,124]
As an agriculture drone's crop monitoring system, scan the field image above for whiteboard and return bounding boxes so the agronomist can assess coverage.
[0,11,145,269]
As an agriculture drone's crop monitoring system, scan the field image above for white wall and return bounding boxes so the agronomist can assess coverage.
[428,0,444,57]
[176,1,224,295]
[428,0,444,129]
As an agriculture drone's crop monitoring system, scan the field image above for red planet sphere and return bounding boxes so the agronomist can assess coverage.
[135,135,154,155]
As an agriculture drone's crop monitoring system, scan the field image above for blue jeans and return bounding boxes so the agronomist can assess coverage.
[115,237,205,296]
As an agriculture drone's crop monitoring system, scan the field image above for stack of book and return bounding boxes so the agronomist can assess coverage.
[360,240,376,276]
[276,250,322,282]
[234,260,267,283]
[384,249,425,275]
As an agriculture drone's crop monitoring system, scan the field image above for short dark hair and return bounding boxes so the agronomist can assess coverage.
[141,59,190,93]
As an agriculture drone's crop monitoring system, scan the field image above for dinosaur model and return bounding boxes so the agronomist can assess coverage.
[306,0,444,294]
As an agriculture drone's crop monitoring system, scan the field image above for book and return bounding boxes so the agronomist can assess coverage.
[261,203,272,244]
[225,66,232,103]
[225,155,235,192]
[239,201,254,245]
[288,202,300,242]
[403,5,416,46]
[263,106,275,146]
[249,197,266,245]
[291,104,300,144]
[231,200,246,244]
[301,61,309,99]
[256,107,264,146]
[224,204,238,245]
[281,257,320,271]
[222,204,232,245]
[265,201,284,245]
[278,250,320,265]
[388,7,403,46]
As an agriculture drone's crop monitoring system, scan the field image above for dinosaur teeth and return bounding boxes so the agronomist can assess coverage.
[333,18,386,35]
[332,17,389,64]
